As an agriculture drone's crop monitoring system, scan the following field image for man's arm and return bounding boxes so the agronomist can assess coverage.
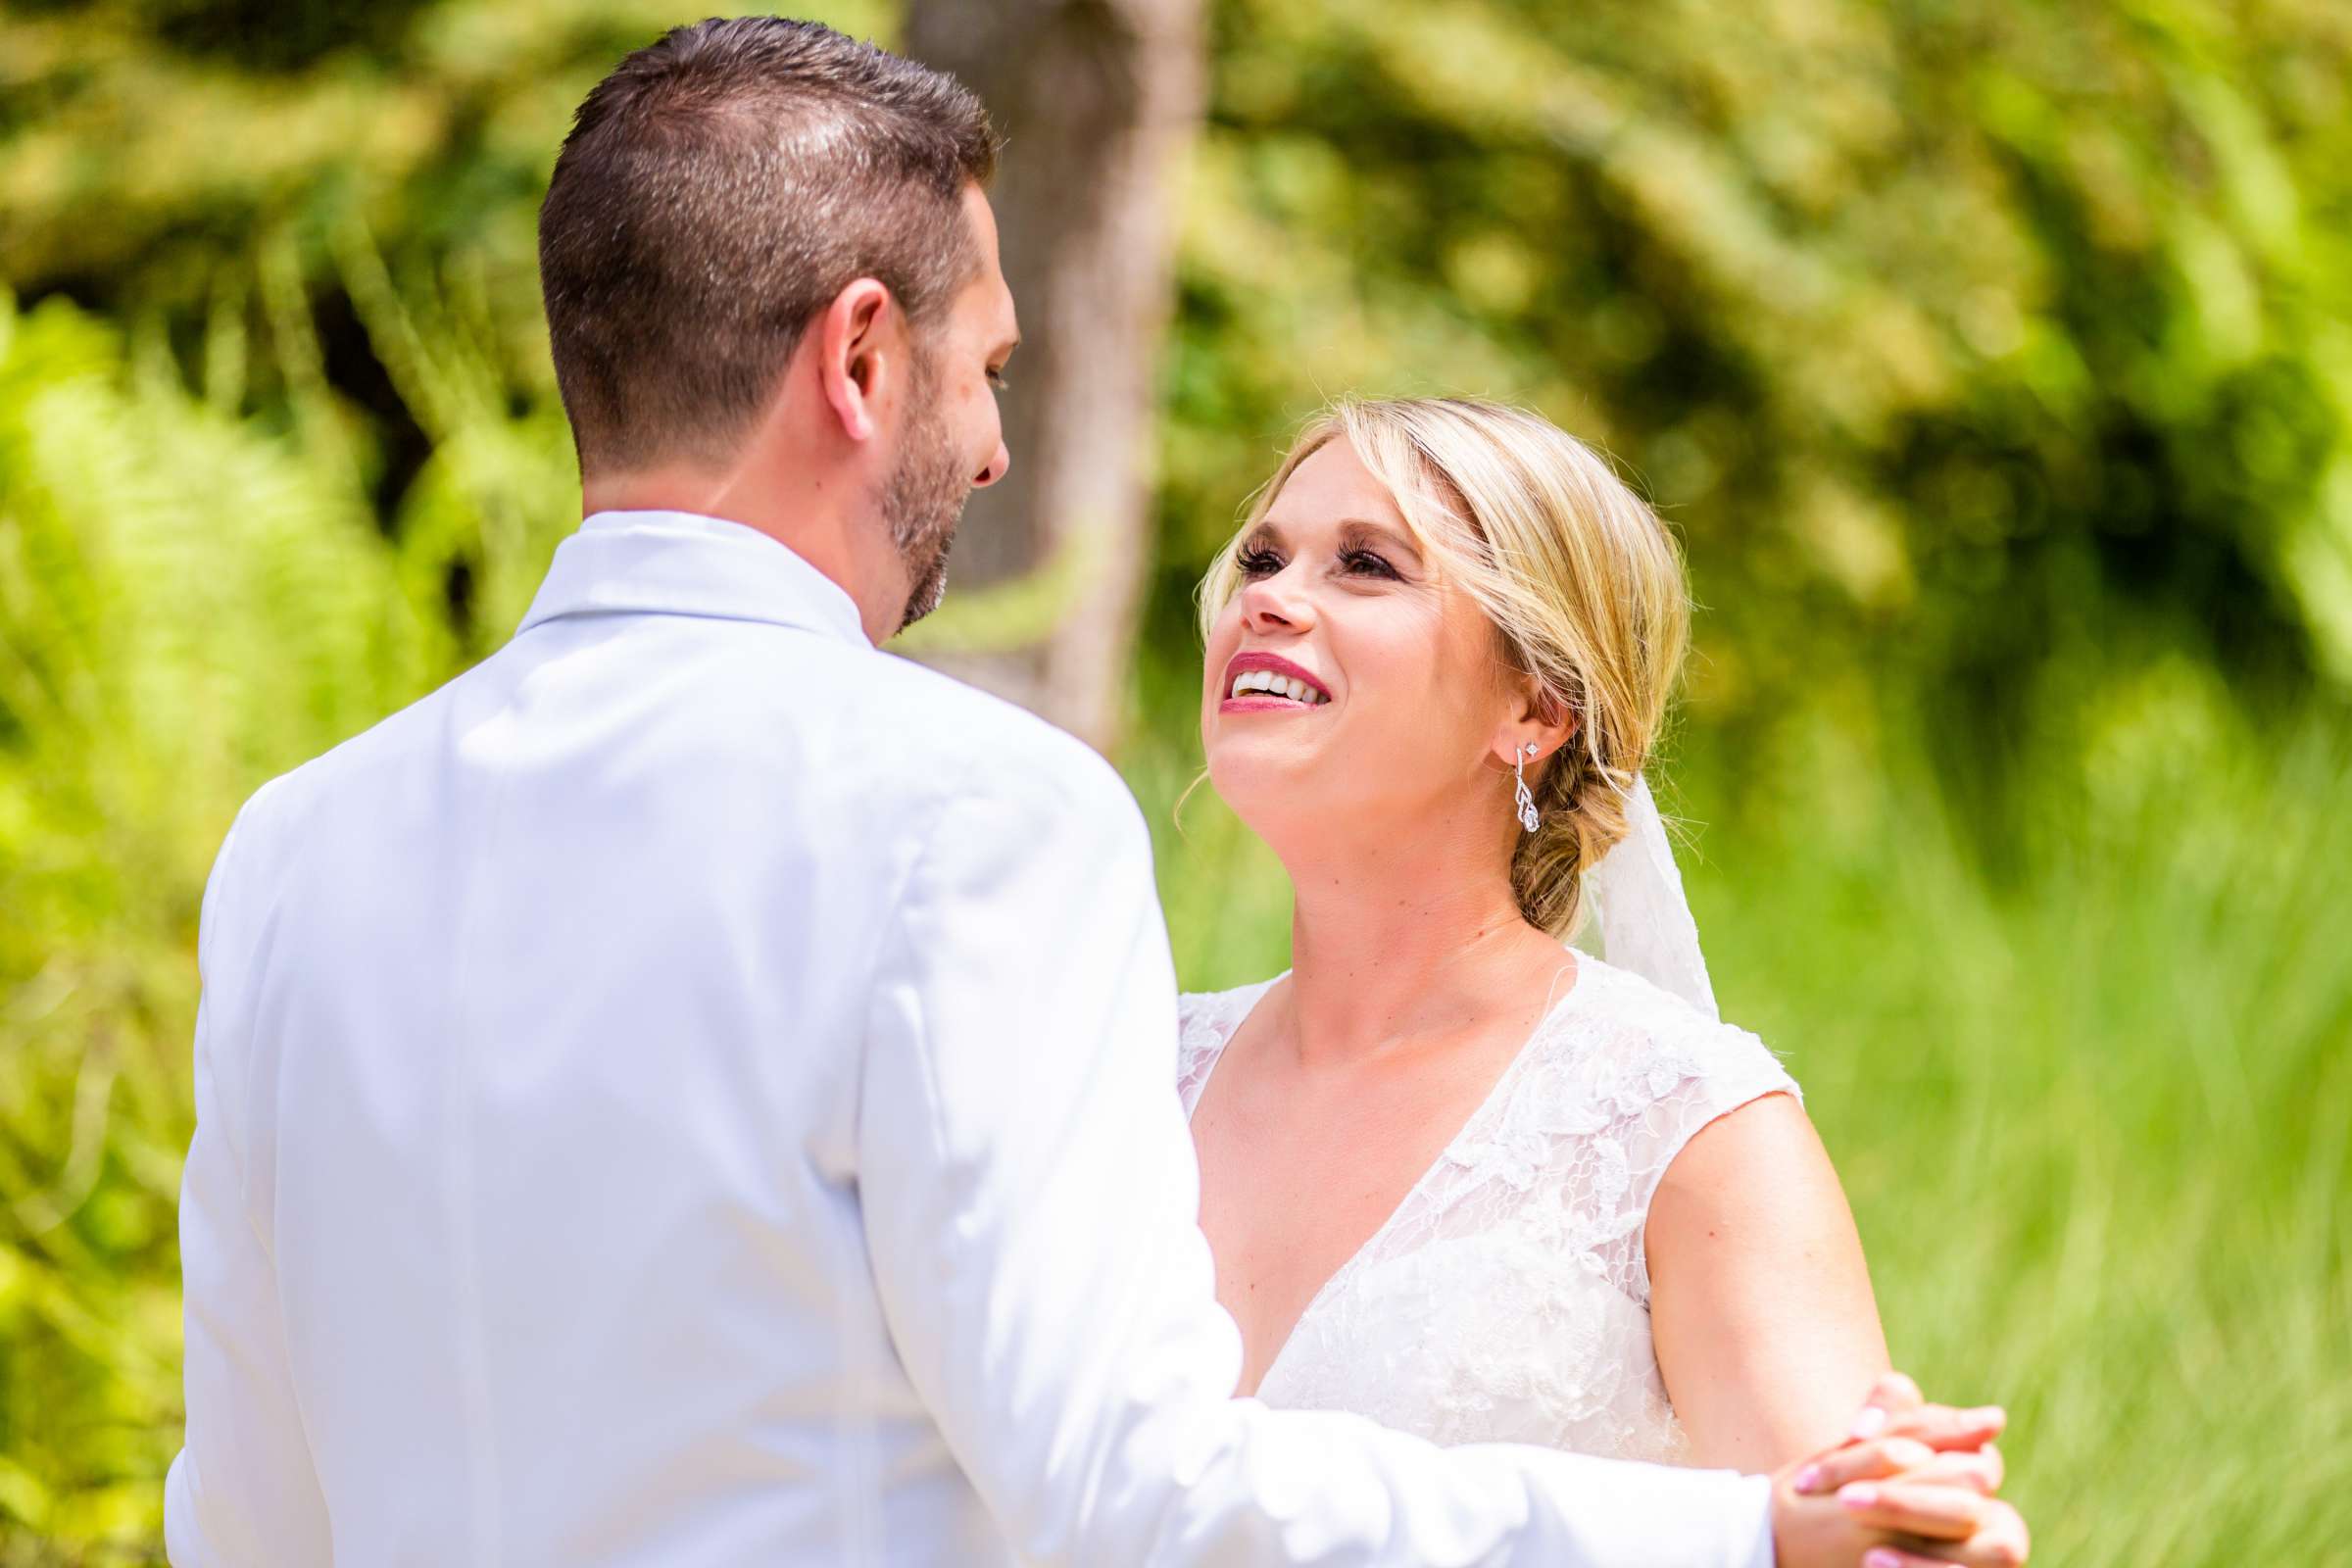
[164,803,333,1566]
[858,741,1782,1567]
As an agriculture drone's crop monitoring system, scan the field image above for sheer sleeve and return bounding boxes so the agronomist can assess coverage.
[1577,1003,1801,1308]
[1174,981,1276,1116]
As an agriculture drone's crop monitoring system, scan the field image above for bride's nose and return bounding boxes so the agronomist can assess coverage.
[1239,573,1313,636]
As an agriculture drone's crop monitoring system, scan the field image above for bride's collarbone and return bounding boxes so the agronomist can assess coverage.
[1206,1013,1536,1142]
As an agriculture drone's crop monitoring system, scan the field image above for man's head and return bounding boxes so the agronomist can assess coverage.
[539,18,1015,635]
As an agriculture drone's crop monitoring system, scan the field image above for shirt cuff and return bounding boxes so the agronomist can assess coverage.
[1734,1471,1779,1568]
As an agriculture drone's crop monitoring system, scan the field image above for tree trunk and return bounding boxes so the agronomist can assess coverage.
[902,0,1204,753]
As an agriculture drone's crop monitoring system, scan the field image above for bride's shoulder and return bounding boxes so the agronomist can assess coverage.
[1542,954,1801,1121]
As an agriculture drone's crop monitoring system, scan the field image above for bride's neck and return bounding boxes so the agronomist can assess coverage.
[1274,817,1556,1067]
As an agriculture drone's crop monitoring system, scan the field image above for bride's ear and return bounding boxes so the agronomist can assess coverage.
[1492,681,1576,769]
[815,277,901,445]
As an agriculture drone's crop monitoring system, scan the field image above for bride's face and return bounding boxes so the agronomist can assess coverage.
[1201,440,1523,843]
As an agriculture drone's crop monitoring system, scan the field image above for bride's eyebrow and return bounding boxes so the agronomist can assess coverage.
[1337,518,1425,564]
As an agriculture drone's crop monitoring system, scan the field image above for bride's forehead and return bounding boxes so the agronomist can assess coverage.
[1277,441,1398,510]
[1263,449,1422,540]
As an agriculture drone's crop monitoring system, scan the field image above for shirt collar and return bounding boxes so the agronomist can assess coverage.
[515,510,870,648]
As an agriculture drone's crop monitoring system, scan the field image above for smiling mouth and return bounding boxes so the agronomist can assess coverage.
[1226,668,1330,706]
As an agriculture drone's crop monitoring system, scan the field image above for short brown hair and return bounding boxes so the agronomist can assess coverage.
[538,17,997,470]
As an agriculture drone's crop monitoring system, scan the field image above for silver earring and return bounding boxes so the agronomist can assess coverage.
[1513,743,1541,834]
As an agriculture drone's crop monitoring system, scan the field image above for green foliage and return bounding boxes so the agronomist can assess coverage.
[0,289,409,1552]
[7,0,2349,717]
[1160,0,2352,724]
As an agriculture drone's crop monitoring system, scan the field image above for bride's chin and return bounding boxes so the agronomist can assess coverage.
[1203,751,1317,817]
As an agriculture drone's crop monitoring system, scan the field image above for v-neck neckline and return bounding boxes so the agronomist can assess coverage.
[1189,954,1594,1399]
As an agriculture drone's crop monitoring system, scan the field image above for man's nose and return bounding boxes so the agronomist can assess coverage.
[974,441,1010,488]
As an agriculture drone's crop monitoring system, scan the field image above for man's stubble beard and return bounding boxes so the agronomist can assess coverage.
[883,360,972,636]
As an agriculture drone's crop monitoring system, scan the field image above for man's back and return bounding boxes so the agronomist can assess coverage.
[167,512,1113,1563]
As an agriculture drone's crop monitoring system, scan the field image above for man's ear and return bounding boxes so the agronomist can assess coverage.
[815,277,900,444]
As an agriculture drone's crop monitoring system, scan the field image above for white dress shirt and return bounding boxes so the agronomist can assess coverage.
[166,509,1776,1567]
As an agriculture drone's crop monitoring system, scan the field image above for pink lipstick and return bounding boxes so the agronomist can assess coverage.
[1218,651,1333,714]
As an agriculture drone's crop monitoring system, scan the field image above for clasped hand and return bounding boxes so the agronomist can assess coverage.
[1771,1372,2029,1568]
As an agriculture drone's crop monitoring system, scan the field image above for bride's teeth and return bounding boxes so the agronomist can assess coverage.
[1225,666,1330,704]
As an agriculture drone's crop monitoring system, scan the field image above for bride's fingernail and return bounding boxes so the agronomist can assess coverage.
[1864,1551,1905,1568]
[1791,1464,1824,1494]
[1849,1405,1888,1440]
[1839,1483,1881,1511]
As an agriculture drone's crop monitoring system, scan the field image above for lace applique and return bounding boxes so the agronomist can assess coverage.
[1176,956,1799,1461]
[1176,979,1273,1116]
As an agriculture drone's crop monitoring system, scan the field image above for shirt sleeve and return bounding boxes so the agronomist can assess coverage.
[858,739,1779,1568]
[164,799,334,1567]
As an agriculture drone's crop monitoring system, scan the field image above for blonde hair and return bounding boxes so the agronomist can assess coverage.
[1198,397,1691,939]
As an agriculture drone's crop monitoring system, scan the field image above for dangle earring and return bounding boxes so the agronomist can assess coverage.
[1513,743,1542,834]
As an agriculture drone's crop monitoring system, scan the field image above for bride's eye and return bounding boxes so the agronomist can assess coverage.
[1235,545,1284,578]
[1340,547,1399,580]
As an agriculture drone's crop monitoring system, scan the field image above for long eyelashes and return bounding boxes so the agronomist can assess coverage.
[1233,546,1399,581]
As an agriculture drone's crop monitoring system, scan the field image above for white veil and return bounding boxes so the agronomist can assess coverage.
[1580,774,1718,1021]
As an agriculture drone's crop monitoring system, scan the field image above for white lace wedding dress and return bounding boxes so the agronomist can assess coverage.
[1177,951,1798,1464]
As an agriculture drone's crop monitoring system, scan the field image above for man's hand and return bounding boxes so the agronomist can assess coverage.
[1770,1373,2031,1568]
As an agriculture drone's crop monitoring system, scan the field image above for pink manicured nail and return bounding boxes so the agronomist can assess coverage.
[1864,1551,1905,1568]
[1849,1404,1888,1440]
[1839,1483,1881,1512]
[1791,1463,1824,1494]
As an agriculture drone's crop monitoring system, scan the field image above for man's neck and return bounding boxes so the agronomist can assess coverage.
[581,467,900,644]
